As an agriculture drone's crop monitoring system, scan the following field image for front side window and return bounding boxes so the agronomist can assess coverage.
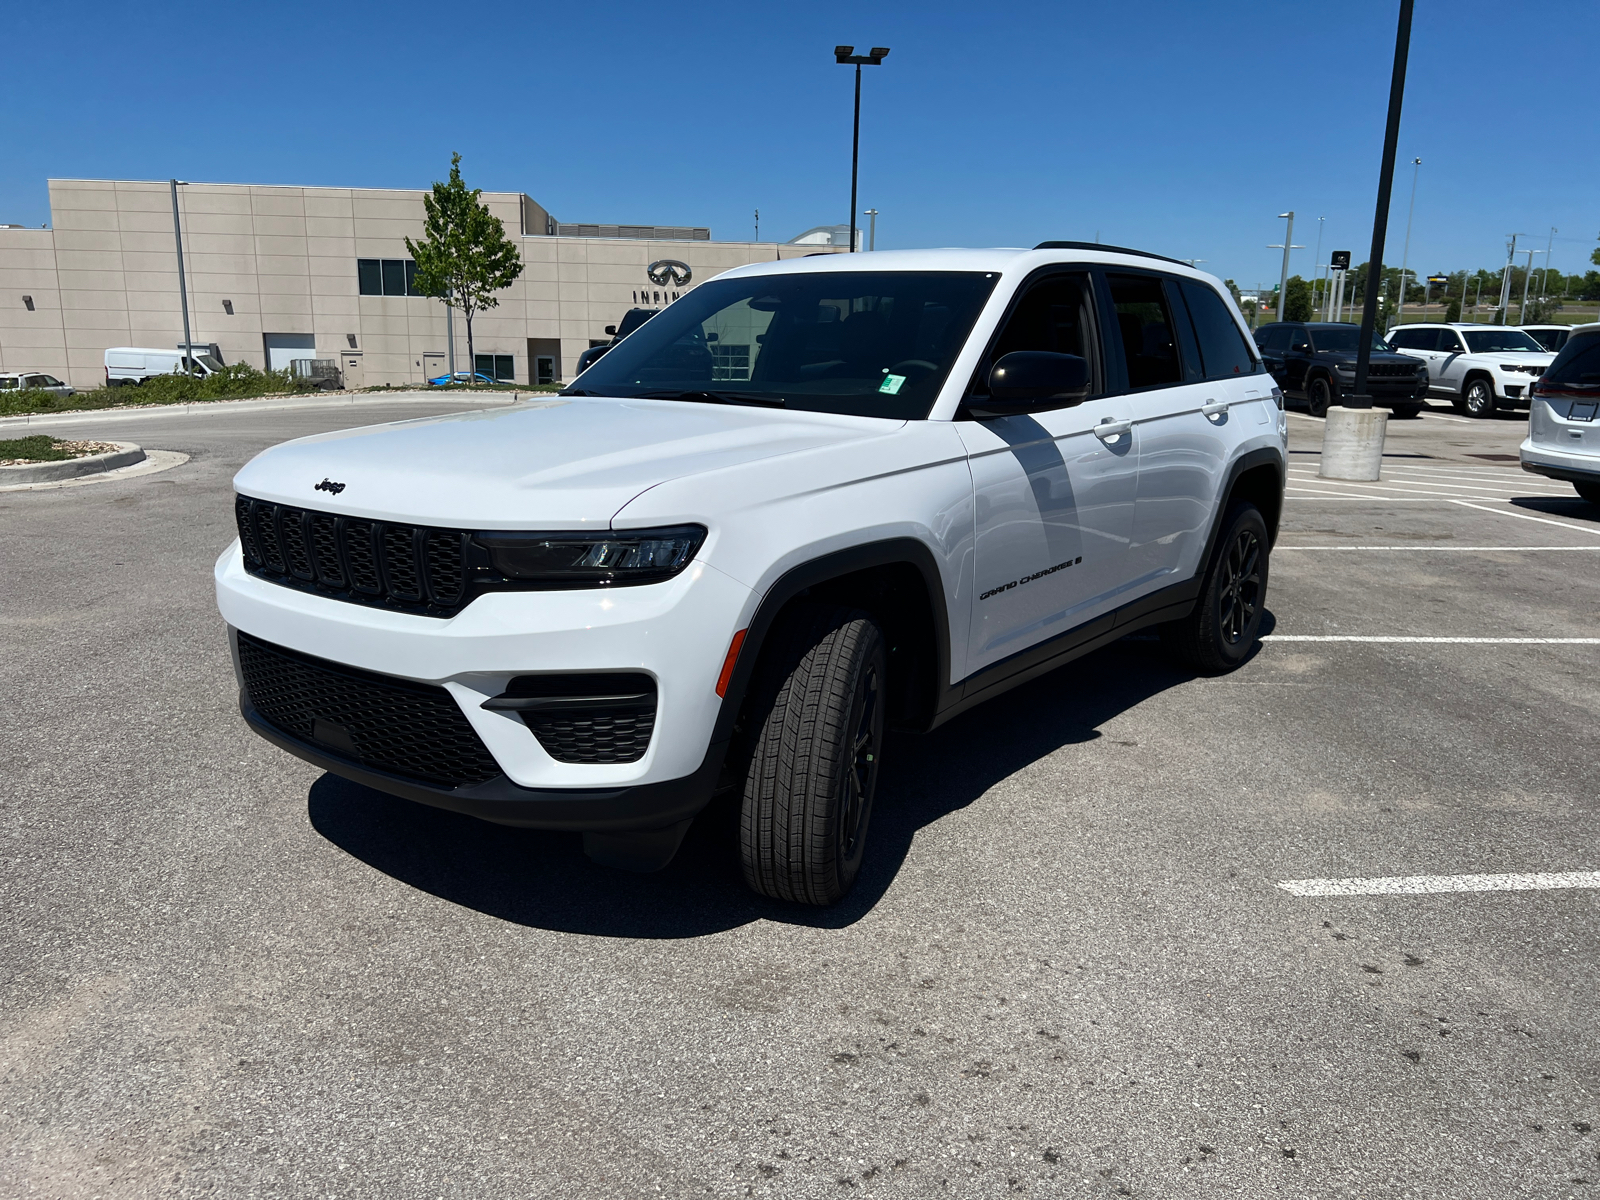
[1180,281,1257,379]
[1440,331,1466,354]
[569,270,999,419]
[981,272,1101,394]
[1107,274,1181,389]
[1463,329,1545,354]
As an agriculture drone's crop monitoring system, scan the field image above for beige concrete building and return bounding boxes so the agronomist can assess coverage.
[0,179,841,390]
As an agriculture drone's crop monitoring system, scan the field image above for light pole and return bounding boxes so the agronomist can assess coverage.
[1539,226,1556,300]
[834,45,889,252]
[169,179,195,375]
[1269,212,1303,322]
[863,208,879,251]
[1312,216,1326,313]
[1395,157,1420,326]
[1519,249,1545,322]
[1496,234,1524,325]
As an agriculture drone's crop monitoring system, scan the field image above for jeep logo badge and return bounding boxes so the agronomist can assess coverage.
[647,259,691,288]
[314,478,346,495]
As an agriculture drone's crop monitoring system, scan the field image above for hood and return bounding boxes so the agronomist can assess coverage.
[1324,350,1416,364]
[1473,351,1556,365]
[232,397,899,529]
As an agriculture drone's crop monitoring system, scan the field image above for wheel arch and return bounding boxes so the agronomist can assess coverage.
[712,539,951,747]
[1197,447,1286,568]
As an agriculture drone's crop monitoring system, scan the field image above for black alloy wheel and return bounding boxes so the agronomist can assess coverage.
[1463,378,1497,418]
[1160,501,1270,674]
[1217,525,1264,646]
[1307,375,1335,418]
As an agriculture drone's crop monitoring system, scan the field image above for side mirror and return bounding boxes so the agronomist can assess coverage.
[1291,342,1311,354]
[604,325,617,336]
[967,351,1090,418]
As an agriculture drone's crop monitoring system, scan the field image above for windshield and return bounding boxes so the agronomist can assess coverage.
[1310,326,1388,353]
[568,270,999,419]
[1462,329,1544,354]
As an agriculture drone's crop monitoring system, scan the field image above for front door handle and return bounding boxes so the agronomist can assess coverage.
[1094,418,1133,441]
[1200,400,1229,417]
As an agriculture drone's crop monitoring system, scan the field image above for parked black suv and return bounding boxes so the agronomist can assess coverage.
[1253,321,1428,418]
[574,307,660,375]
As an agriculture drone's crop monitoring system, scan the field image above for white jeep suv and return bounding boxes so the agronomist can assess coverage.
[216,245,1287,905]
[1385,323,1555,418]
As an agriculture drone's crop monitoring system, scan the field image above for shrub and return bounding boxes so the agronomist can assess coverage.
[0,362,314,417]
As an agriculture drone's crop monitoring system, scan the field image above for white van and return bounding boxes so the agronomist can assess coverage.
[105,345,224,386]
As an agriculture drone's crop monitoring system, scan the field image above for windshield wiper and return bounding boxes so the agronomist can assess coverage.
[633,389,787,408]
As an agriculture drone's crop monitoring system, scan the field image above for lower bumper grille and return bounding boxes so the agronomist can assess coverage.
[236,631,502,788]
[488,673,658,764]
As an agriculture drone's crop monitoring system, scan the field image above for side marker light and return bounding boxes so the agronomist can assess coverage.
[716,629,747,697]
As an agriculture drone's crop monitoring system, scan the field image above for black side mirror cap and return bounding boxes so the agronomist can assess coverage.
[966,351,1090,418]
[604,325,617,336]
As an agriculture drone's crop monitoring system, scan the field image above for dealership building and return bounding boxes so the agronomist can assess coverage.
[0,178,846,390]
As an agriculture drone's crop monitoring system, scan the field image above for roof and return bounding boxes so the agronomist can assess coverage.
[713,246,1224,287]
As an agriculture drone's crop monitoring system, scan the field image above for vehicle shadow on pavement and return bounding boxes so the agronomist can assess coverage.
[306,635,1215,938]
[1510,496,1600,522]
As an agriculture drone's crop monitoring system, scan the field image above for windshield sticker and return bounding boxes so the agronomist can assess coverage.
[878,373,906,395]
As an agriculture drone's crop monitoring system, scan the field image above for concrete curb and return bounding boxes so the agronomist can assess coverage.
[0,390,543,430]
[0,442,146,484]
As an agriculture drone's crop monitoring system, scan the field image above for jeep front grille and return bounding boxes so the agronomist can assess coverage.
[236,631,501,788]
[235,495,469,617]
[1368,362,1417,377]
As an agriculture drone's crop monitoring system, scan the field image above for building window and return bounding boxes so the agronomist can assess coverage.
[711,343,751,381]
[474,354,515,381]
[357,259,422,296]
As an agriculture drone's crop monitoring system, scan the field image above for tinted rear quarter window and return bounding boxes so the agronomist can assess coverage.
[1256,325,1290,352]
[1543,332,1600,386]
[1180,281,1257,379]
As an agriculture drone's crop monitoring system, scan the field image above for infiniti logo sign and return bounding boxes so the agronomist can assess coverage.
[647,259,691,288]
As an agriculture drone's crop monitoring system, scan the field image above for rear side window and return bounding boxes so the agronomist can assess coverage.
[1255,325,1290,352]
[1107,274,1182,389]
[1542,332,1600,386]
[1393,327,1439,351]
[1180,281,1257,379]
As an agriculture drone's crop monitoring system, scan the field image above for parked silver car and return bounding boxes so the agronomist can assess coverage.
[0,372,76,399]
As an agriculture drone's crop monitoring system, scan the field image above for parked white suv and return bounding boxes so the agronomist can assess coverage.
[216,245,1287,904]
[1521,323,1600,503]
[1385,323,1555,418]
[0,372,75,399]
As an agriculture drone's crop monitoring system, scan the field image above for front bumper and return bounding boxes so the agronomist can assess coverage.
[1333,373,1427,401]
[217,537,756,818]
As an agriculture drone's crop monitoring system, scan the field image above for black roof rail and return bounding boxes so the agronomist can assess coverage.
[1033,240,1191,267]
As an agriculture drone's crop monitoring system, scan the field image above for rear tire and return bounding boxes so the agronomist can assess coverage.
[1307,375,1335,418]
[739,606,886,906]
[1161,502,1269,675]
[1575,481,1600,505]
[1391,403,1423,419]
[1463,377,1497,418]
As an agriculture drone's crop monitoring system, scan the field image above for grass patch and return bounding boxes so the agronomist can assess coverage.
[0,435,118,464]
[0,362,314,418]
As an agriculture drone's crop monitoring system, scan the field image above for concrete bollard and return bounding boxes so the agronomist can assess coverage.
[1319,406,1388,481]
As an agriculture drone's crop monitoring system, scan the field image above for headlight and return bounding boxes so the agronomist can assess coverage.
[1335,363,1356,372]
[476,525,707,586]
[1499,363,1520,372]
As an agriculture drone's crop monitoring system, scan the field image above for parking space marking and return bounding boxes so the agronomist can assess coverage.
[1275,545,1600,551]
[1285,468,1570,501]
[1278,871,1600,897]
[1448,499,1600,536]
[1264,635,1600,643]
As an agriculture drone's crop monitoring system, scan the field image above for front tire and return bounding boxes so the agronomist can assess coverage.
[739,606,886,905]
[1161,502,1269,674]
[1463,377,1497,418]
[1391,403,1423,419]
[1307,375,1335,418]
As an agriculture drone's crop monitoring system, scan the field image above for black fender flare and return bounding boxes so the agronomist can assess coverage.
[1196,446,1286,566]
[709,538,953,747]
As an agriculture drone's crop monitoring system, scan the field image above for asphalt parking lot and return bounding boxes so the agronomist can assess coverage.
[3,396,1597,1199]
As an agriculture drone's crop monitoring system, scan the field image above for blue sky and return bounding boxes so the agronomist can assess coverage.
[5,0,1595,288]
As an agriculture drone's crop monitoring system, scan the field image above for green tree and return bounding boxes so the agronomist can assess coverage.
[406,153,523,381]
[1223,278,1241,305]
[1445,298,1461,323]
[1284,275,1313,322]
[1590,247,1600,268]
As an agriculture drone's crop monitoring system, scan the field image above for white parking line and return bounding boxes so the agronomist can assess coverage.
[1275,545,1600,551]
[1278,871,1600,897]
[1285,469,1569,500]
[1264,635,1600,643]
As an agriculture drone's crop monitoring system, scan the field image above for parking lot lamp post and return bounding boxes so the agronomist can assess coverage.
[864,208,878,251]
[170,179,195,376]
[1270,212,1299,321]
[1520,249,1544,322]
[1395,158,1420,326]
[1312,216,1326,313]
[1495,234,1521,325]
[835,46,889,252]
[1321,0,1412,483]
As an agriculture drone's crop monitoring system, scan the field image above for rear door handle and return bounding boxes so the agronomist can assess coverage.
[1200,400,1230,417]
[1094,418,1133,441]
